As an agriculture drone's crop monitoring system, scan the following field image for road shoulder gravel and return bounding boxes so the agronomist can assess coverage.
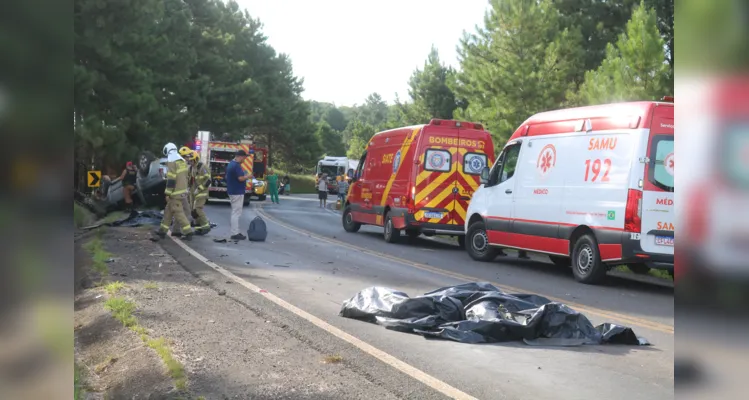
[76,225,448,399]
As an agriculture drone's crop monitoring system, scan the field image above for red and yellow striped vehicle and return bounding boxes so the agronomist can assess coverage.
[206,141,268,204]
[342,119,495,246]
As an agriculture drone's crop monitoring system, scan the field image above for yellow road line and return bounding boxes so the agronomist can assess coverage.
[167,232,477,400]
[257,206,674,335]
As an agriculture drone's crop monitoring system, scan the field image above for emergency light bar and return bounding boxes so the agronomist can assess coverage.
[428,119,485,130]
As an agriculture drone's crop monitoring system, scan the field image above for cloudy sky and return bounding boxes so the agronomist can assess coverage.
[235,0,489,106]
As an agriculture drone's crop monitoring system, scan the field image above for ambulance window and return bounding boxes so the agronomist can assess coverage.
[463,153,488,175]
[424,149,452,172]
[499,144,520,183]
[355,152,367,180]
[721,122,749,189]
[648,136,674,192]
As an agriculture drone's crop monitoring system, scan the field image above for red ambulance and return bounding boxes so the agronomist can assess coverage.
[342,119,495,245]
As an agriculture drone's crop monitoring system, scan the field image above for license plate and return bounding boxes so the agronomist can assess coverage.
[655,235,674,246]
[424,212,444,219]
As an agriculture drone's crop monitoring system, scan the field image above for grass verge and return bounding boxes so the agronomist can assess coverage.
[147,338,187,390]
[104,281,125,295]
[74,362,85,400]
[103,295,186,392]
[322,354,343,364]
[83,235,113,276]
[277,171,317,194]
[144,281,159,290]
[74,203,95,228]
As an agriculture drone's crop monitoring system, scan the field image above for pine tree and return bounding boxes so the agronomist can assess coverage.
[573,1,671,105]
[454,0,584,146]
[407,46,459,122]
[316,121,346,156]
[345,119,376,160]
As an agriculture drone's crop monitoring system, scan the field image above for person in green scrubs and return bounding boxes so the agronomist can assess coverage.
[267,168,280,204]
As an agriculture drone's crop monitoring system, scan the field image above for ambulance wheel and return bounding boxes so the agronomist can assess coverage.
[549,255,571,267]
[243,196,250,206]
[258,194,266,202]
[571,234,607,284]
[342,206,361,233]
[466,221,498,261]
[457,235,466,249]
[383,212,400,243]
[627,263,651,275]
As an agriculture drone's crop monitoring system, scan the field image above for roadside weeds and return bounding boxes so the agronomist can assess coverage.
[76,231,188,397]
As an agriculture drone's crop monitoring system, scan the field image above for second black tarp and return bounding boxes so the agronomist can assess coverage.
[339,282,649,346]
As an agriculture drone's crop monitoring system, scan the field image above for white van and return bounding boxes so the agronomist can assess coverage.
[465,100,674,284]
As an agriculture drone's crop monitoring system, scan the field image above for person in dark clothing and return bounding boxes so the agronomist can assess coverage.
[119,161,138,211]
[280,174,291,195]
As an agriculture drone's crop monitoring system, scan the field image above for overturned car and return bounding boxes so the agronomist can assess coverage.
[95,151,169,211]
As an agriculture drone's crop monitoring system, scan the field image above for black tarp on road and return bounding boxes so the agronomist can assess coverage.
[339,282,649,346]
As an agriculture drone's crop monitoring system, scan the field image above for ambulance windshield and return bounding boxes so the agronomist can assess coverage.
[318,164,342,177]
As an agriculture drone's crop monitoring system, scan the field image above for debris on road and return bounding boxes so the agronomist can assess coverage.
[339,282,649,346]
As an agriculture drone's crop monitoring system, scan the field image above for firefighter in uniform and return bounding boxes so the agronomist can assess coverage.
[189,150,212,235]
[178,146,195,221]
[154,143,194,241]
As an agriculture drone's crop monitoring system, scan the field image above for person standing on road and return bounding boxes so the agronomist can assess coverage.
[317,173,328,208]
[119,161,138,211]
[154,143,193,241]
[226,150,251,240]
[189,150,212,235]
[337,175,349,205]
[266,168,280,204]
[281,174,291,195]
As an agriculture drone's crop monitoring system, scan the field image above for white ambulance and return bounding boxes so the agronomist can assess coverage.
[465,100,674,284]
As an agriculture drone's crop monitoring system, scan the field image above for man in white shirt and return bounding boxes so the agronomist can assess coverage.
[317,173,328,208]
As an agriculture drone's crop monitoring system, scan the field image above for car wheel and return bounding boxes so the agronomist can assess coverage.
[342,206,361,233]
[243,195,250,206]
[457,235,466,249]
[466,221,498,261]
[627,263,651,275]
[383,212,400,243]
[571,234,608,284]
[258,194,267,201]
[549,255,571,267]
[138,151,156,178]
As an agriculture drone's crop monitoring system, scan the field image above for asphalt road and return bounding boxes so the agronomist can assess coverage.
[182,195,674,400]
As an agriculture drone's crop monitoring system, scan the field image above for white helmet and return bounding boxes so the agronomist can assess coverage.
[163,142,177,156]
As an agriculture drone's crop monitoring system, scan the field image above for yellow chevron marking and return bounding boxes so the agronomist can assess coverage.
[380,128,420,207]
[415,170,453,204]
[425,184,455,209]
[415,168,432,187]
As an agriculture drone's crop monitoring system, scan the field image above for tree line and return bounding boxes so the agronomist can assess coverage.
[74,0,321,181]
[74,0,673,183]
[311,0,673,159]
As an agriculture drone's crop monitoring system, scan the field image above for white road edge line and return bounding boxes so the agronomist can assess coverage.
[167,234,477,400]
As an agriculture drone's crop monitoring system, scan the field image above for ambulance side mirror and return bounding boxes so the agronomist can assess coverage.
[480,167,490,184]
